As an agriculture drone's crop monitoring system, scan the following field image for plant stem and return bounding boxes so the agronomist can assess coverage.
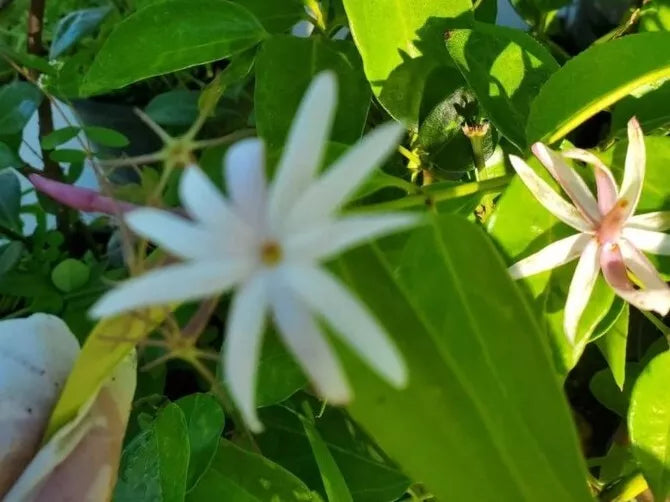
[640,309,670,343]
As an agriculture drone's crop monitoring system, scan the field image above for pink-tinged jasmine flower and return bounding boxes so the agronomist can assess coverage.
[90,72,418,432]
[508,117,670,343]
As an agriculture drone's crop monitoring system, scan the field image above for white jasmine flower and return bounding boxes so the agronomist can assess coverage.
[0,314,135,501]
[91,72,417,431]
[508,117,670,343]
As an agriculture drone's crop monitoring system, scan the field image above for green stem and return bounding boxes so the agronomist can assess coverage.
[358,175,513,213]
[640,309,670,343]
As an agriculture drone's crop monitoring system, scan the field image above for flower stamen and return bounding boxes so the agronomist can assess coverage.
[260,241,282,266]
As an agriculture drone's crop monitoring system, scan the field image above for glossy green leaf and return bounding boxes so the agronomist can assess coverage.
[527,32,670,144]
[49,148,87,164]
[49,6,112,59]
[176,393,225,490]
[82,0,267,95]
[0,81,42,136]
[629,351,670,500]
[509,0,570,25]
[186,439,320,501]
[596,304,629,390]
[589,363,641,417]
[115,403,190,502]
[255,331,306,407]
[488,156,615,374]
[474,0,498,22]
[0,241,23,274]
[232,0,305,32]
[640,0,670,32]
[146,90,199,127]
[51,258,90,293]
[255,35,370,152]
[446,22,559,150]
[335,214,592,501]
[342,0,472,95]
[0,169,21,233]
[610,80,670,139]
[83,125,130,148]
[41,126,81,150]
[257,403,409,502]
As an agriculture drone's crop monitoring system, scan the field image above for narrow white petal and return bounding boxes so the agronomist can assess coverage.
[285,122,405,230]
[269,282,350,403]
[622,227,670,255]
[268,72,337,225]
[125,208,219,260]
[508,155,592,232]
[224,138,268,229]
[90,260,252,318]
[627,211,670,231]
[619,239,668,290]
[285,213,419,262]
[284,265,407,387]
[563,239,601,343]
[508,233,592,279]
[562,148,618,214]
[223,274,268,433]
[531,143,601,224]
[619,117,646,219]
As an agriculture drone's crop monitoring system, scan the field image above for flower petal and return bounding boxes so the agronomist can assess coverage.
[531,143,601,224]
[622,227,670,255]
[563,239,600,343]
[285,122,405,230]
[268,72,337,226]
[601,242,670,315]
[619,117,646,219]
[125,208,220,260]
[90,260,251,318]
[223,273,268,433]
[619,239,668,290]
[508,155,592,232]
[285,213,419,262]
[627,211,670,231]
[0,315,79,497]
[224,138,268,229]
[561,148,618,214]
[508,233,592,280]
[269,281,350,403]
[284,265,407,387]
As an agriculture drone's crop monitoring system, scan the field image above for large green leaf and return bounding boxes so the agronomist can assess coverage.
[487,156,615,374]
[186,439,321,501]
[176,393,225,490]
[341,0,472,104]
[629,351,670,501]
[255,35,370,152]
[257,403,409,502]
[0,81,42,136]
[0,169,21,233]
[445,22,559,150]
[527,32,670,144]
[81,0,266,95]
[610,80,670,139]
[232,0,305,33]
[596,303,629,390]
[335,214,592,501]
[255,331,306,406]
[114,403,190,502]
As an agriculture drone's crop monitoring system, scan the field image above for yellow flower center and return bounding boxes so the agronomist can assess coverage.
[260,241,282,266]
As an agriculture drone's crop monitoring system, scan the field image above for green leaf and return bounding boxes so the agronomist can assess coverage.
[115,403,190,502]
[341,0,472,96]
[82,0,267,95]
[610,80,670,139]
[199,49,256,115]
[41,126,81,150]
[49,6,112,59]
[488,156,615,374]
[0,81,42,136]
[596,304,629,390]
[527,32,670,144]
[255,35,370,153]
[49,148,87,164]
[640,0,670,32]
[335,215,592,501]
[51,258,91,293]
[257,403,409,502]
[255,331,306,407]
[445,22,559,150]
[589,363,642,417]
[474,0,498,23]
[0,169,21,233]
[146,90,199,127]
[231,0,305,33]
[83,126,130,148]
[0,142,20,170]
[509,0,570,25]
[629,351,670,501]
[176,393,225,490]
[0,241,24,274]
[186,439,320,501]
[299,404,353,502]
